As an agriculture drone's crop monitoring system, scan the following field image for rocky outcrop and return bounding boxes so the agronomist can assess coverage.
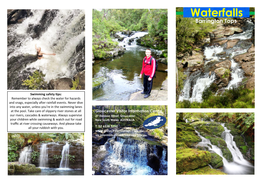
[7,54,38,89]
[8,9,32,25]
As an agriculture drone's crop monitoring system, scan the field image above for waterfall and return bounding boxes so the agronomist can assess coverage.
[8,9,85,82]
[18,146,32,164]
[59,142,70,169]
[39,143,48,168]
[178,20,254,103]
[195,123,254,174]
[101,135,167,175]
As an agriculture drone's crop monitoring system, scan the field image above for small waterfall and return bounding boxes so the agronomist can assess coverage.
[179,73,216,102]
[59,142,70,169]
[116,31,148,49]
[18,146,32,164]
[101,135,167,175]
[39,143,48,168]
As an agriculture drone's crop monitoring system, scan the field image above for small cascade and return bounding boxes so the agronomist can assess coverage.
[115,31,148,49]
[39,143,48,168]
[100,134,167,175]
[18,146,32,164]
[59,142,70,169]
[178,20,254,103]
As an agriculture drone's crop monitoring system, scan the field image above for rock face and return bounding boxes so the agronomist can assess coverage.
[48,78,73,90]
[33,142,84,169]
[7,54,38,89]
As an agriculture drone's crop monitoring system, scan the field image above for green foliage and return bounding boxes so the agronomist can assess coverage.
[22,70,47,90]
[53,155,62,162]
[67,154,76,163]
[31,151,40,163]
[176,13,217,54]
[71,77,81,90]
[177,86,255,108]
[8,144,19,162]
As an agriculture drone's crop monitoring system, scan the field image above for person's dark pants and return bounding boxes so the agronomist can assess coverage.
[143,74,153,95]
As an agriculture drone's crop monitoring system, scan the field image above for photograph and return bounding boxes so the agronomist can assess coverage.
[92,9,167,101]
[176,113,254,175]
[8,133,84,175]
[176,7,255,108]
[7,9,85,90]
[92,105,167,175]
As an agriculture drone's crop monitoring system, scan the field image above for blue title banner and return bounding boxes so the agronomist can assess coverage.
[183,7,250,18]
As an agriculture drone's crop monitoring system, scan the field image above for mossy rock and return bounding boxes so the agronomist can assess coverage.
[12,164,41,175]
[177,166,226,175]
[176,148,211,173]
[176,142,187,149]
[177,122,201,147]
[92,77,107,89]
[210,153,223,168]
[194,123,225,137]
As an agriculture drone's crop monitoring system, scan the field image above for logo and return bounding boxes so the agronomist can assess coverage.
[143,116,166,129]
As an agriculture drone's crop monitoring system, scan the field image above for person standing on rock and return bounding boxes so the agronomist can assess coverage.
[35,44,56,60]
[139,49,156,98]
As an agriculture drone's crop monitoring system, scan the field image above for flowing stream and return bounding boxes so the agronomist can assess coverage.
[8,9,85,85]
[179,20,254,102]
[93,32,167,100]
[195,123,254,174]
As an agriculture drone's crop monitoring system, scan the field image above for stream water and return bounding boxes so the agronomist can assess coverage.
[179,20,254,103]
[8,9,85,84]
[93,32,167,100]
[195,123,254,174]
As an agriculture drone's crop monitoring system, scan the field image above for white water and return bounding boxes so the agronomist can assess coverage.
[9,9,85,82]
[204,45,224,64]
[39,143,48,168]
[116,31,148,49]
[18,146,32,164]
[59,142,70,169]
[179,73,216,102]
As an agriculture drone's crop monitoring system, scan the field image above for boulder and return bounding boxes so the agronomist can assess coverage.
[176,148,211,173]
[48,78,73,90]
[147,153,161,172]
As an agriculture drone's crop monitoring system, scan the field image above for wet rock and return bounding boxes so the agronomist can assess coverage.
[28,9,59,39]
[7,54,38,89]
[74,70,85,90]
[48,78,73,90]
[147,153,160,172]
[226,39,239,49]
[8,9,32,25]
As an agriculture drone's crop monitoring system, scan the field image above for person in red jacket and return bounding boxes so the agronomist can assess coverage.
[139,49,156,98]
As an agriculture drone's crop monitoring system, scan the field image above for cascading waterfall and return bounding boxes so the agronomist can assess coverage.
[179,20,254,102]
[59,142,70,169]
[100,135,167,175]
[8,9,85,82]
[39,143,48,168]
[195,123,254,174]
[18,146,32,164]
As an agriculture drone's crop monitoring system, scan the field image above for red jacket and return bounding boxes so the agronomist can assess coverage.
[140,56,156,79]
